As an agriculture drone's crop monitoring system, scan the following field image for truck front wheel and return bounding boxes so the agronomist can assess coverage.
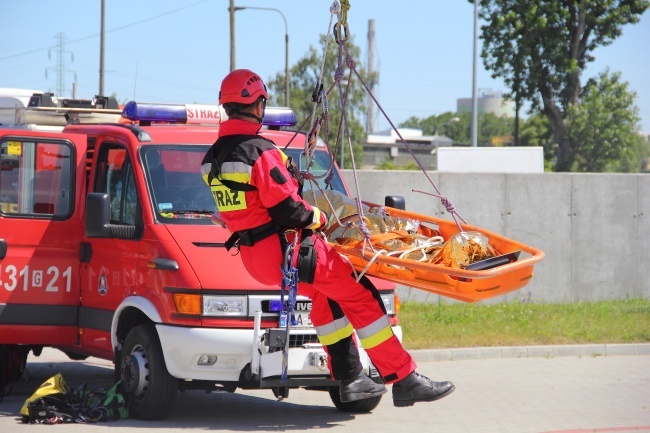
[120,324,177,420]
[328,374,383,413]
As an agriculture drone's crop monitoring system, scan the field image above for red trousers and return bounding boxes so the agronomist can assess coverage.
[240,233,416,383]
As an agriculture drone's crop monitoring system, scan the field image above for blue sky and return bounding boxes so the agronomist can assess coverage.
[1,0,648,133]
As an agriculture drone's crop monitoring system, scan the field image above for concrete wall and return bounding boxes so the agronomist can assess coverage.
[341,170,650,304]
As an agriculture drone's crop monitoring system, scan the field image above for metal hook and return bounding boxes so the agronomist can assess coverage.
[333,22,350,44]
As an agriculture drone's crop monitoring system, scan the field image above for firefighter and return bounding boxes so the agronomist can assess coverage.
[201,69,455,407]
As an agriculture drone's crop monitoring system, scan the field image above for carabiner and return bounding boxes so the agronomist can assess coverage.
[334,0,351,44]
[311,81,324,103]
[333,22,350,44]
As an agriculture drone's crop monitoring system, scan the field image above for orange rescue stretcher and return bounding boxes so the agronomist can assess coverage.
[322,200,545,303]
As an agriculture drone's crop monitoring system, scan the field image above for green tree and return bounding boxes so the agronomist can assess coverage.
[399,111,513,146]
[375,158,420,170]
[266,35,372,169]
[477,112,515,145]
[472,0,649,171]
[567,70,647,172]
[519,113,555,170]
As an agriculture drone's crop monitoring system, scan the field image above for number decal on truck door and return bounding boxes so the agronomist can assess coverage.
[1,265,72,292]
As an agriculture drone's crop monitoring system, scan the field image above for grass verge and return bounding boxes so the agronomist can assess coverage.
[398,298,650,350]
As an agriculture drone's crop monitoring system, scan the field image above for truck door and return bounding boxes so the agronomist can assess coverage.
[0,131,85,346]
[79,140,141,358]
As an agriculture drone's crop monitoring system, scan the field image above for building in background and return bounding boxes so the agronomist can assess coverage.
[457,89,514,118]
[363,128,447,169]
[363,89,517,169]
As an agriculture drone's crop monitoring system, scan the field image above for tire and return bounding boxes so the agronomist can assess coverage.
[328,387,383,413]
[119,324,177,420]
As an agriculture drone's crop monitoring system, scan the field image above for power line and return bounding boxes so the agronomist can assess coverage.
[0,0,210,62]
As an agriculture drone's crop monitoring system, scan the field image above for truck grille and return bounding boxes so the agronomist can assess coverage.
[264,329,320,351]
[289,333,320,347]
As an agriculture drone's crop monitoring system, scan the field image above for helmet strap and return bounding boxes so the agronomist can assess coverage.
[232,110,263,124]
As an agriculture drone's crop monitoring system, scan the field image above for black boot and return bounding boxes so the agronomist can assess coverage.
[339,372,387,402]
[392,371,455,407]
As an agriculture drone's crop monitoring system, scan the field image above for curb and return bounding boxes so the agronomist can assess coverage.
[409,343,650,363]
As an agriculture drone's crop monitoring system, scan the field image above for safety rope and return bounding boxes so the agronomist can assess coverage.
[304,1,339,166]
[300,0,467,263]
[340,40,467,231]
[319,1,467,233]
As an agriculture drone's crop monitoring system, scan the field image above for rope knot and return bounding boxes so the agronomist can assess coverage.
[334,65,344,82]
[345,54,356,69]
[441,196,456,214]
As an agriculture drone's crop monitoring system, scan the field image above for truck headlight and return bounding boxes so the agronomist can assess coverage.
[203,296,248,316]
[380,293,395,315]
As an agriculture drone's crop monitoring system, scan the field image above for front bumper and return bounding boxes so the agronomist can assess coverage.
[156,315,402,385]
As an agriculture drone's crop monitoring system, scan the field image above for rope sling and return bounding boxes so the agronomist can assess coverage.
[283,1,468,282]
[275,6,543,382]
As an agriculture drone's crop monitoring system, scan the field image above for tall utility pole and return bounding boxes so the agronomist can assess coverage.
[99,0,105,96]
[46,32,75,97]
[229,0,236,71]
[471,0,478,147]
[283,15,289,107]
[366,19,376,135]
[234,6,289,107]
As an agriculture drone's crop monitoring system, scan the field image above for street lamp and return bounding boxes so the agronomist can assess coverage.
[434,117,460,137]
[234,6,290,108]
[471,0,478,147]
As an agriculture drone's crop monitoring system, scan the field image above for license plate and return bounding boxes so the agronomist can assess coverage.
[293,312,312,327]
[280,301,312,327]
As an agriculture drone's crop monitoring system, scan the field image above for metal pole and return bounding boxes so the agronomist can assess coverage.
[99,0,105,95]
[284,24,289,107]
[229,0,235,71]
[367,19,376,134]
[234,7,289,106]
[471,0,478,147]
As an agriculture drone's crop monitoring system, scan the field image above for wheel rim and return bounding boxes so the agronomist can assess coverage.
[121,345,149,398]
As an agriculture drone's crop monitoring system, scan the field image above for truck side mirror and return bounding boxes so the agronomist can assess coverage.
[86,193,111,237]
[384,195,405,210]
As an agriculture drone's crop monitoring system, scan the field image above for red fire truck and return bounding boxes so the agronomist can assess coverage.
[0,93,401,419]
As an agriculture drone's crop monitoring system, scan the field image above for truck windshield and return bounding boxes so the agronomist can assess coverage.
[283,148,345,193]
[140,145,346,225]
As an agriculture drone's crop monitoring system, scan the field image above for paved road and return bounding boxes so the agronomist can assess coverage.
[1,345,649,433]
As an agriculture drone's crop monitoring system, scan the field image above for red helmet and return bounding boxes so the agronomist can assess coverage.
[219,69,269,105]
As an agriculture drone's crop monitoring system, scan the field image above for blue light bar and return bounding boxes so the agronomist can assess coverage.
[122,101,188,123]
[121,101,297,127]
[263,107,297,127]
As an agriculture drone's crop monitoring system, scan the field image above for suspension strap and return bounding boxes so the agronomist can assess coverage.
[279,230,300,382]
